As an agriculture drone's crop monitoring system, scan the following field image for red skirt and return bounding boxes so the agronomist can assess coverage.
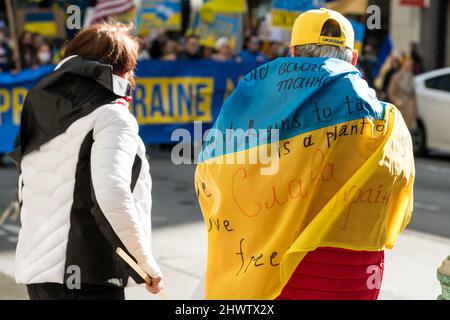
[276,247,384,300]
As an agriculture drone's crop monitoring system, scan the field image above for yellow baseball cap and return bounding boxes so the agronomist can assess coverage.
[290,8,355,50]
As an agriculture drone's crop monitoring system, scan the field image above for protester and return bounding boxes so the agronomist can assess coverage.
[410,42,424,75]
[160,39,178,61]
[360,44,378,87]
[150,30,169,59]
[35,43,52,66]
[9,31,58,70]
[239,35,268,63]
[265,41,284,61]
[18,31,35,69]
[211,37,234,62]
[179,34,201,60]
[12,22,163,300]
[201,45,214,59]
[195,8,414,300]
[31,33,46,50]
[138,35,152,61]
[0,28,12,72]
[382,55,400,101]
[388,57,418,131]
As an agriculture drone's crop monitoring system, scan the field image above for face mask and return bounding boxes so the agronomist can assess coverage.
[38,52,51,64]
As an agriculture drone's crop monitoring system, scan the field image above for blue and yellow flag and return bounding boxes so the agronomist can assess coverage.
[195,57,415,299]
[138,0,182,33]
[195,0,245,48]
[23,12,57,37]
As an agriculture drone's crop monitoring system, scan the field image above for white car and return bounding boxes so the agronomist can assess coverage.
[414,67,450,155]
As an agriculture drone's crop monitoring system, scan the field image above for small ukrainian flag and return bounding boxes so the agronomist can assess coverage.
[24,12,57,37]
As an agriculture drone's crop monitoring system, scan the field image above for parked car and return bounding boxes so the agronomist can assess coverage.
[414,67,450,156]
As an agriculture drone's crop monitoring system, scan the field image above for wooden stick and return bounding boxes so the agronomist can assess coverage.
[0,200,19,225]
[116,247,168,299]
[5,0,21,71]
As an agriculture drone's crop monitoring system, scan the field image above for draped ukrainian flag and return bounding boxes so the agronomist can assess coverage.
[195,57,415,300]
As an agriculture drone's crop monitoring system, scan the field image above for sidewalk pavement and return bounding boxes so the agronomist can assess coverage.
[1,222,448,300]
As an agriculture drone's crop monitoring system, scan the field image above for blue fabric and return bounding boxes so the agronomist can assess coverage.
[349,18,366,45]
[239,50,268,64]
[373,36,393,78]
[272,0,325,11]
[200,57,386,162]
[25,12,54,22]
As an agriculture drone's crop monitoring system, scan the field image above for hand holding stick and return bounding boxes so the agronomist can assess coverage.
[116,247,168,299]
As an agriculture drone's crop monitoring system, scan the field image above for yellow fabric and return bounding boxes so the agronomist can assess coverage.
[195,105,414,299]
[290,8,355,49]
[271,8,301,29]
[200,0,247,23]
[326,0,369,15]
[139,10,181,33]
[24,22,57,37]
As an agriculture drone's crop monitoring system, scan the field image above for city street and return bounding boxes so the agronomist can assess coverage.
[0,149,449,299]
[409,154,450,238]
[0,0,449,307]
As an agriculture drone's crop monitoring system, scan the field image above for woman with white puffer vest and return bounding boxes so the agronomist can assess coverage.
[11,22,162,300]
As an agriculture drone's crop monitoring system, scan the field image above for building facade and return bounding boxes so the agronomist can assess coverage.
[390,0,449,71]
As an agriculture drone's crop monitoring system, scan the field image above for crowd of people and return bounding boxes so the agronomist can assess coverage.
[137,32,284,64]
[0,28,64,72]
[0,26,287,73]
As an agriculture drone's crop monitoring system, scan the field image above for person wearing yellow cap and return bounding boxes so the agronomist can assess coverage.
[195,8,414,300]
[289,8,358,66]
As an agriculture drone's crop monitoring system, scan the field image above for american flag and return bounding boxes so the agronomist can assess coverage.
[90,0,135,24]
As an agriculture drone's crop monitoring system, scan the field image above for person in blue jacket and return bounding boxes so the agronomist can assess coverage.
[238,35,268,64]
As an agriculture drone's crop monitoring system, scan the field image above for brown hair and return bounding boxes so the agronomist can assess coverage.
[320,19,342,37]
[64,22,139,83]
